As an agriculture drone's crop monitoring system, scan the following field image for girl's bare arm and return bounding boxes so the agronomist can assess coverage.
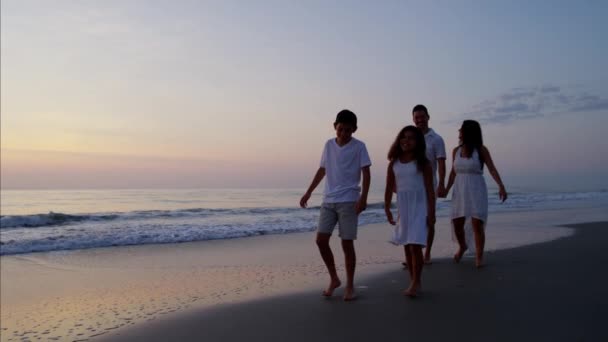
[384,162,396,225]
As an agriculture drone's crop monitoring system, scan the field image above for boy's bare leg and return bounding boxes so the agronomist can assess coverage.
[316,233,341,296]
[405,245,423,297]
[424,223,435,264]
[341,239,356,301]
[472,218,485,268]
[452,217,467,263]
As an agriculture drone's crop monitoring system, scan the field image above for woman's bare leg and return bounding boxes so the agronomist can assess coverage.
[472,218,485,268]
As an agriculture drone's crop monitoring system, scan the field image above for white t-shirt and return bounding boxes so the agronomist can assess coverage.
[320,137,372,203]
[424,128,447,187]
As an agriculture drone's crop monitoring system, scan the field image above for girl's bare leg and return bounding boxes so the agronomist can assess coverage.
[424,223,435,264]
[452,217,467,263]
[405,245,423,297]
[472,218,485,268]
[404,246,413,280]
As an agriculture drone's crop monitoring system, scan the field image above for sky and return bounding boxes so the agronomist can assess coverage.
[1,0,607,191]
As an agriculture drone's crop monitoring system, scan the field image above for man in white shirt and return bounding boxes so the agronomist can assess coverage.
[412,104,446,264]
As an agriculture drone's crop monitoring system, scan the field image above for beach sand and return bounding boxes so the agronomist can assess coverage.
[99,221,608,342]
[1,206,607,341]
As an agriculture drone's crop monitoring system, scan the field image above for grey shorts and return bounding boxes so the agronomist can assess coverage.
[317,202,358,240]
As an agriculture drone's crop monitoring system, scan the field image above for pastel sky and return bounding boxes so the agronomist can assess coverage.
[2,0,607,191]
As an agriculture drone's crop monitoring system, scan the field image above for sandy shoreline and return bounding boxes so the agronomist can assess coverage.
[1,206,607,342]
[99,221,608,342]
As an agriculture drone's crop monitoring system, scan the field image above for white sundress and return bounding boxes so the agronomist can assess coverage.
[451,147,488,251]
[390,160,428,246]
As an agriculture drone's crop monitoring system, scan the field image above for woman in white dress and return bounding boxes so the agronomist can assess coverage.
[385,126,436,297]
[444,120,507,268]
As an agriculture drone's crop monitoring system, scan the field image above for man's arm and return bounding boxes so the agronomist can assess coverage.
[443,148,458,197]
[435,135,448,196]
[423,163,436,226]
[437,158,446,195]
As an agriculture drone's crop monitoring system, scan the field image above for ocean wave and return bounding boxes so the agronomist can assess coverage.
[0,212,119,229]
[0,202,393,230]
[0,210,389,255]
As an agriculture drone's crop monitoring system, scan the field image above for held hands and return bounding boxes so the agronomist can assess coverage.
[299,192,311,208]
[499,186,508,202]
[436,184,447,198]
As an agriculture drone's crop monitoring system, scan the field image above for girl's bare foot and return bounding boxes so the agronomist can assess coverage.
[403,284,418,298]
[453,246,467,263]
[343,287,357,301]
[475,259,485,269]
[322,279,341,297]
[424,253,432,264]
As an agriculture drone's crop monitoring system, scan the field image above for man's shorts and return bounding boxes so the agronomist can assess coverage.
[317,202,358,240]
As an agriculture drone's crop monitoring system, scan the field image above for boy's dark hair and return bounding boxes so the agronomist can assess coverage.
[412,104,429,118]
[334,109,357,129]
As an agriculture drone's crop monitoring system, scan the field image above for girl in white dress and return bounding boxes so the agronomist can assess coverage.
[385,126,436,297]
[444,120,507,268]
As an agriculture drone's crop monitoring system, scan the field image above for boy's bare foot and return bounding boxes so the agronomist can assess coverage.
[453,246,467,263]
[322,279,341,297]
[343,287,357,301]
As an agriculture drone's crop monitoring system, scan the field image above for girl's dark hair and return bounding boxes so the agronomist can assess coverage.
[460,120,484,169]
[387,125,429,172]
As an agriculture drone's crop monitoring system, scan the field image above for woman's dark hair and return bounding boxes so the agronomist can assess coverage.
[387,125,429,172]
[460,120,484,169]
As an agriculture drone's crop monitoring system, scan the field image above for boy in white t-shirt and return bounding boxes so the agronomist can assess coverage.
[300,109,371,301]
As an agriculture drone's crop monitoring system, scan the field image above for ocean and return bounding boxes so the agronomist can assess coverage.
[1,188,608,255]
